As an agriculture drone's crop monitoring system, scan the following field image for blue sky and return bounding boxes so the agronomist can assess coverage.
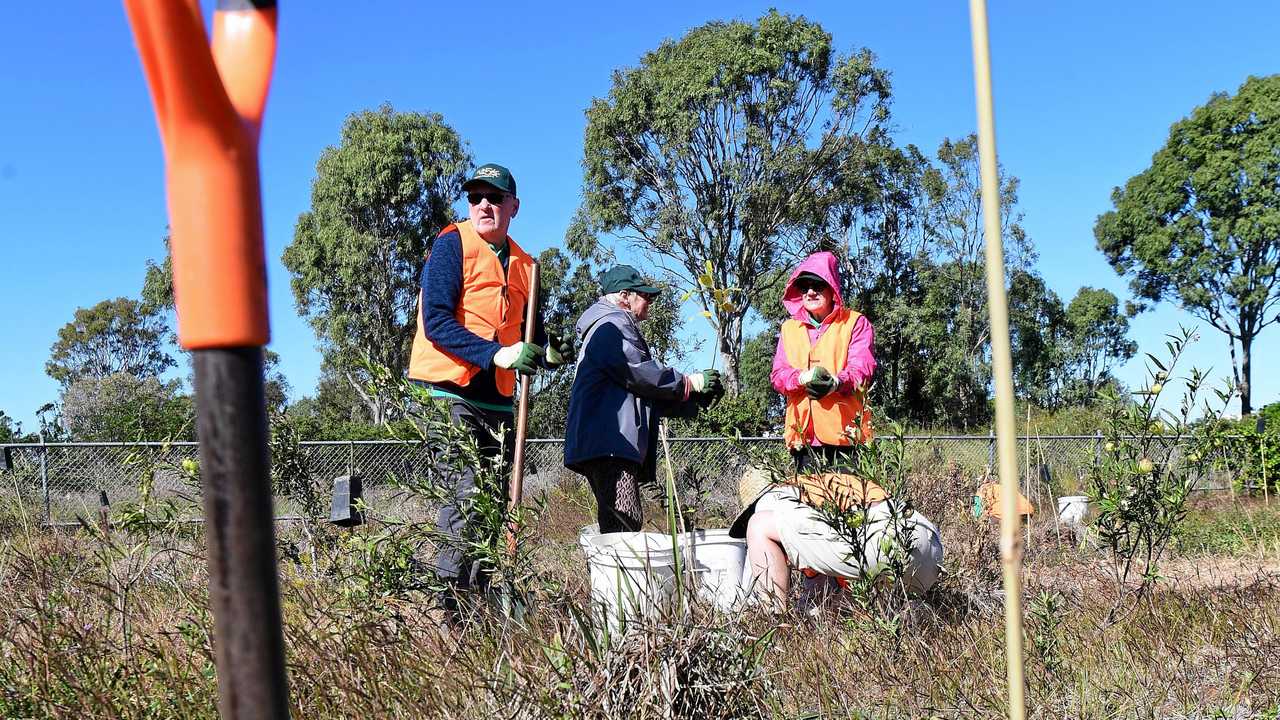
[2,1,1277,432]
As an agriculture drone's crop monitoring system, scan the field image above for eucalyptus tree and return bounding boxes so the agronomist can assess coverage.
[1096,74,1280,415]
[283,105,470,423]
[46,297,175,387]
[573,10,893,392]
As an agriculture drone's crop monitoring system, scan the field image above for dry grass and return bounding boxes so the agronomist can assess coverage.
[1,472,1278,718]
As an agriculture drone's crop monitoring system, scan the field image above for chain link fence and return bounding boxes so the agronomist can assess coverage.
[0,434,1246,526]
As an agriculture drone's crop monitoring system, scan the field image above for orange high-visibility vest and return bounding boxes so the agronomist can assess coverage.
[791,471,888,511]
[974,482,1034,518]
[408,220,533,397]
[781,307,872,447]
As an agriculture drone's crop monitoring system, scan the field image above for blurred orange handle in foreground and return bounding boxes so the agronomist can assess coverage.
[124,0,277,349]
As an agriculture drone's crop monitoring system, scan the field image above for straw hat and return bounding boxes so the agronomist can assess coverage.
[730,465,777,539]
[738,465,774,509]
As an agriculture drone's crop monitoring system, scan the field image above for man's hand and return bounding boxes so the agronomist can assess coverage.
[804,365,837,399]
[544,330,576,367]
[689,369,725,403]
[493,342,545,375]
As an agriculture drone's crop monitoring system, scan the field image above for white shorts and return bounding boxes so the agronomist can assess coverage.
[754,485,943,594]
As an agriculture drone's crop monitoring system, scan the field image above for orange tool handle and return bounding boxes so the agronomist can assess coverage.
[124,0,278,349]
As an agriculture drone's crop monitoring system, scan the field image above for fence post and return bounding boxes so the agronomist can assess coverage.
[347,441,355,478]
[1093,430,1102,467]
[987,427,995,476]
[39,435,51,525]
[1258,416,1268,505]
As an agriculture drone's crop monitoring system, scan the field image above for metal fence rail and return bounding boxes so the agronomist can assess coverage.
[0,434,1244,526]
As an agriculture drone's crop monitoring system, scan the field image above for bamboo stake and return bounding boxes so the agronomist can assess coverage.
[507,261,540,556]
[967,3,1027,718]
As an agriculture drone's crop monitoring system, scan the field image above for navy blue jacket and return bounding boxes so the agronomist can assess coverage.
[564,299,700,482]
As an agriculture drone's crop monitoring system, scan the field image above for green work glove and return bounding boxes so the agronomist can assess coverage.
[493,342,545,376]
[804,365,838,399]
[544,330,576,367]
[689,369,724,400]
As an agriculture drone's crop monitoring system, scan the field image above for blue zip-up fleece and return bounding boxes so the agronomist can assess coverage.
[564,299,699,483]
[418,226,546,409]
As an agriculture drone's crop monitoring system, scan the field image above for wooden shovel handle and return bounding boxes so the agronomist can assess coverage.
[507,261,540,556]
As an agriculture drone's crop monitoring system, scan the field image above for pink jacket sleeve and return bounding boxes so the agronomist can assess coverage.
[770,333,805,395]
[837,314,876,394]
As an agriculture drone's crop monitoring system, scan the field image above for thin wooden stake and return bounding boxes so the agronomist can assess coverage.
[968,2,1027,718]
[507,261,540,557]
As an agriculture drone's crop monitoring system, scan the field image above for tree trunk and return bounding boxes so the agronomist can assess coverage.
[1241,332,1253,416]
[344,369,385,426]
[716,314,743,395]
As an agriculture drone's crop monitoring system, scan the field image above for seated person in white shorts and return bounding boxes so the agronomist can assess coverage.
[729,467,944,609]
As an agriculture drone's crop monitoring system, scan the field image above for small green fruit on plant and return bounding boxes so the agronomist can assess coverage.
[1088,326,1236,614]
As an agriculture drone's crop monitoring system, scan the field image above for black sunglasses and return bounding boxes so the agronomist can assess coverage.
[794,278,829,293]
[467,191,508,206]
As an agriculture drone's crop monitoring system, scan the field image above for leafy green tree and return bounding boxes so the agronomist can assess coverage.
[573,10,893,393]
[1062,287,1136,404]
[838,136,1036,429]
[843,144,933,422]
[60,373,194,441]
[0,410,23,443]
[46,298,175,387]
[527,248,598,438]
[1095,75,1280,415]
[286,358,379,439]
[912,261,994,429]
[283,105,471,424]
[141,233,175,312]
[1007,270,1068,408]
[918,135,1034,424]
[262,349,290,415]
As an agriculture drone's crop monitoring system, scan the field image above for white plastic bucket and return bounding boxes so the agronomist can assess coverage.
[578,523,600,557]
[681,528,747,611]
[583,531,679,632]
[1057,495,1089,528]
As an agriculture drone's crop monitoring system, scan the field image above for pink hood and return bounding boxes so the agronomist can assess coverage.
[781,251,844,322]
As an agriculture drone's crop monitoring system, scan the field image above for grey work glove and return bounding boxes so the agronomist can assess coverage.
[493,342,545,376]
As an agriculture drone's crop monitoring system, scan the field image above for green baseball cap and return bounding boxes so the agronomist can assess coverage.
[600,265,661,295]
[462,163,517,197]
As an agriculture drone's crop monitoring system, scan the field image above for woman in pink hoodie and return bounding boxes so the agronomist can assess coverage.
[770,251,876,472]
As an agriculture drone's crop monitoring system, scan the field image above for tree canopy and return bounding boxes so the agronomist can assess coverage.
[0,410,23,443]
[60,373,193,442]
[1096,74,1280,414]
[45,297,175,387]
[283,105,471,424]
[573,9,892,392]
